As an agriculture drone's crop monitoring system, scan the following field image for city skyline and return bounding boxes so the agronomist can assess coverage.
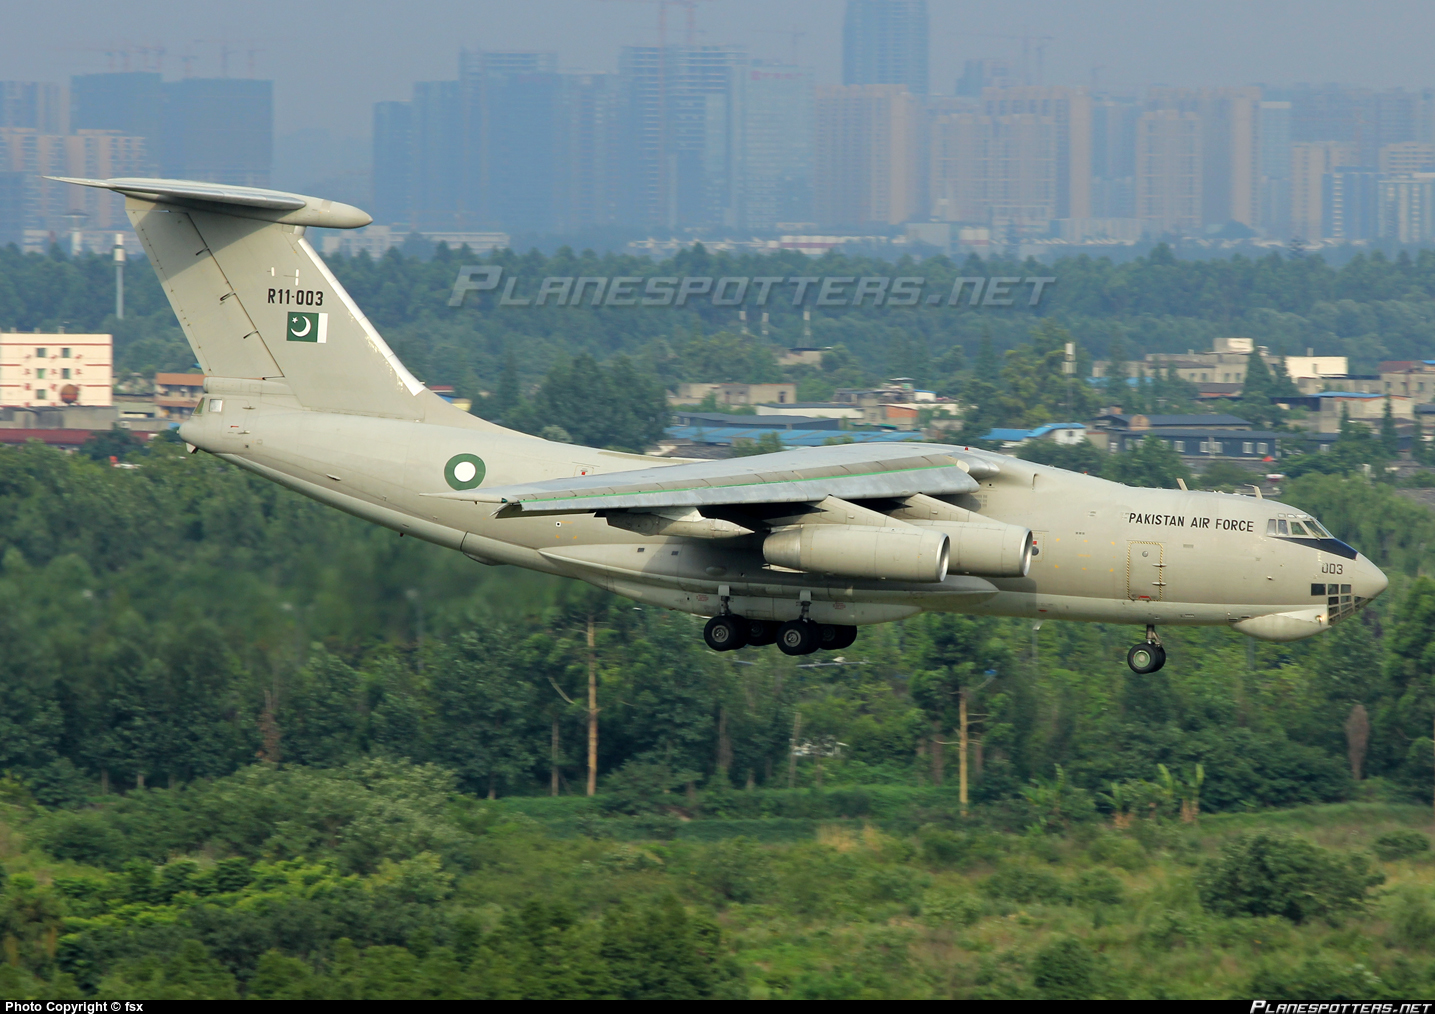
[5,0,1435,140]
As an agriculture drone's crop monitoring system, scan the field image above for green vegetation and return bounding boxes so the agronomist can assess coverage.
[3,773,1435,999]
[9,239,1435,996]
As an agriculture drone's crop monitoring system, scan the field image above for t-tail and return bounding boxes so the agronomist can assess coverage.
[50,176,495,428]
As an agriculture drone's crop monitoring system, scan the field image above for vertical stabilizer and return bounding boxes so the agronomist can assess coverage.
[51,177,473,424]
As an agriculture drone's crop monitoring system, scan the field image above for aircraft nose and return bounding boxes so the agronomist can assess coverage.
[1355,555,1388,604]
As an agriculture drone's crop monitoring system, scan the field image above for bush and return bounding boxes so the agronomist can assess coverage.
[34,811,129,870]
[1031,936,1101,999]
[1073,868,1125,907]
[980,863,1071,905]
[1373,829,1431,861]
[1247,957,1381,1002]
[920,889,983,927]
[916,826,1004,870]
[1197,832,1384,923]
[1390,888,1435,949]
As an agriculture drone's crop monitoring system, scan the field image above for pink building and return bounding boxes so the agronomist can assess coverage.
[0,332,113,408]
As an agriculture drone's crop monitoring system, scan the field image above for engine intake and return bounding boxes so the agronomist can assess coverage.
[762,525,950,583]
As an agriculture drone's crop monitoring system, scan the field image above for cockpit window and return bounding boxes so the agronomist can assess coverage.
[1307,519,1332,538]
[1289,521,1308,536]
[1277,519,1289,535]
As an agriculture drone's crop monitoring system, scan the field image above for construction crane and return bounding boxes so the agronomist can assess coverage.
[750,25,807,65]
[601,0,714,48]
[948,31,1056,87]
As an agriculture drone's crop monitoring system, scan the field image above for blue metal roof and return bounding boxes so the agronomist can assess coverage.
[982,423,1086,442]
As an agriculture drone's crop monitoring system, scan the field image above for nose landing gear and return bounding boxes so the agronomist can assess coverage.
[1127,625,1166,673]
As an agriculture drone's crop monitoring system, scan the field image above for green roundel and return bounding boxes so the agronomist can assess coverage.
[444,453,486,490]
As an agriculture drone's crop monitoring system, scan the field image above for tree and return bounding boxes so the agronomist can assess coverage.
[1381,396,1400,456]
[1015,438,1106,474]
[1198,831,1383,923]
[427,633,540,797]
[80,425,139,463]
[517,355,670,452]
[730,432,784,456]
[1103,434,1192,488]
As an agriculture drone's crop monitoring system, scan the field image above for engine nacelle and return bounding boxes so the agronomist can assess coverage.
[931,521,1033,577]
[762,524,950,583]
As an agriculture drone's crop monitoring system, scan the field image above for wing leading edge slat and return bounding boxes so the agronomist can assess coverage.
[431,444,994,515]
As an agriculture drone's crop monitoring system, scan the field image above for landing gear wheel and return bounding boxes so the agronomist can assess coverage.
[777,619,819,656]
[704,615,747,652]
[743,619,778,646]
[1127,642,1166,674]
[816,624,858,650]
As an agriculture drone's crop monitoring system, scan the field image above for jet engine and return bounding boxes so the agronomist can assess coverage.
[762,525,950,583]
[936,521,1033,577]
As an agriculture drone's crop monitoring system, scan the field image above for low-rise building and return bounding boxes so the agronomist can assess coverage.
[755,403,864,421]
[981,422,1087,449]
[1086,412,1277,460]
[669,382,798,407]
[0,332,112,409]
[154,373,205,419]
[1276,391,1414,429]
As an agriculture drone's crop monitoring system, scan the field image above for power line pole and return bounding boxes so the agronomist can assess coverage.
[587,615,599,797]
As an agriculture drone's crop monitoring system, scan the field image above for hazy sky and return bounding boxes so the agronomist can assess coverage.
[6,0,1435,138]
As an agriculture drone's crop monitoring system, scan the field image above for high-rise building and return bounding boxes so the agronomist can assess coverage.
[408,80,464,230]
[460,52,566,234]
[558,73,621,231]
[1378,173,1435,243]
[1091,95,1139,218]
[1136,108,1201,234]
[1323,167,1380,241]
[159,79,272,186]
[1146,87,1260,229]
[1290,141,1357,240]
[733,63,814,230]
[70,72,161,170]
[0,82,66,134]
[955,60,1016,98]
[0,171,23,247]
[980,87,1091,220]
[930,110,1056,231]
[843,0,928,96]
[1380,141,1435,175]
[0,126,145,239]
[618,45,746,229]
[814,84,919,227]
[372,101,413,226]
[1258,100,1292,237]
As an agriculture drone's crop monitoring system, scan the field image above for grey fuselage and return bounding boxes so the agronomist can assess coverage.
[179,389,1388,640]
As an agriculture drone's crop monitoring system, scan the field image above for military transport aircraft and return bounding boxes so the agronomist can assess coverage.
[54,176,1388,672]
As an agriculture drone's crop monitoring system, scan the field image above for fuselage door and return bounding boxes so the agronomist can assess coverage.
[1127,541,1166,601]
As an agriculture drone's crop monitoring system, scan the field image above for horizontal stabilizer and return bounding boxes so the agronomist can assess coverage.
[46,177,371,229]
[434,444,990,514]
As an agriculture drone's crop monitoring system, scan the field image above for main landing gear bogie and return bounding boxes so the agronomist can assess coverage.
[703,615,857,656]
[1127,625,1166,674]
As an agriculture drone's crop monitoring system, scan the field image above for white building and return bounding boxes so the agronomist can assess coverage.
[0,332,112,408]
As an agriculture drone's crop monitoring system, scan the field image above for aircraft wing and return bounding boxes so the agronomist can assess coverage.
[434,442,998,515]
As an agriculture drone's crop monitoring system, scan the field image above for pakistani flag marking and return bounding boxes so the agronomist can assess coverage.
[287,311,328,343]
